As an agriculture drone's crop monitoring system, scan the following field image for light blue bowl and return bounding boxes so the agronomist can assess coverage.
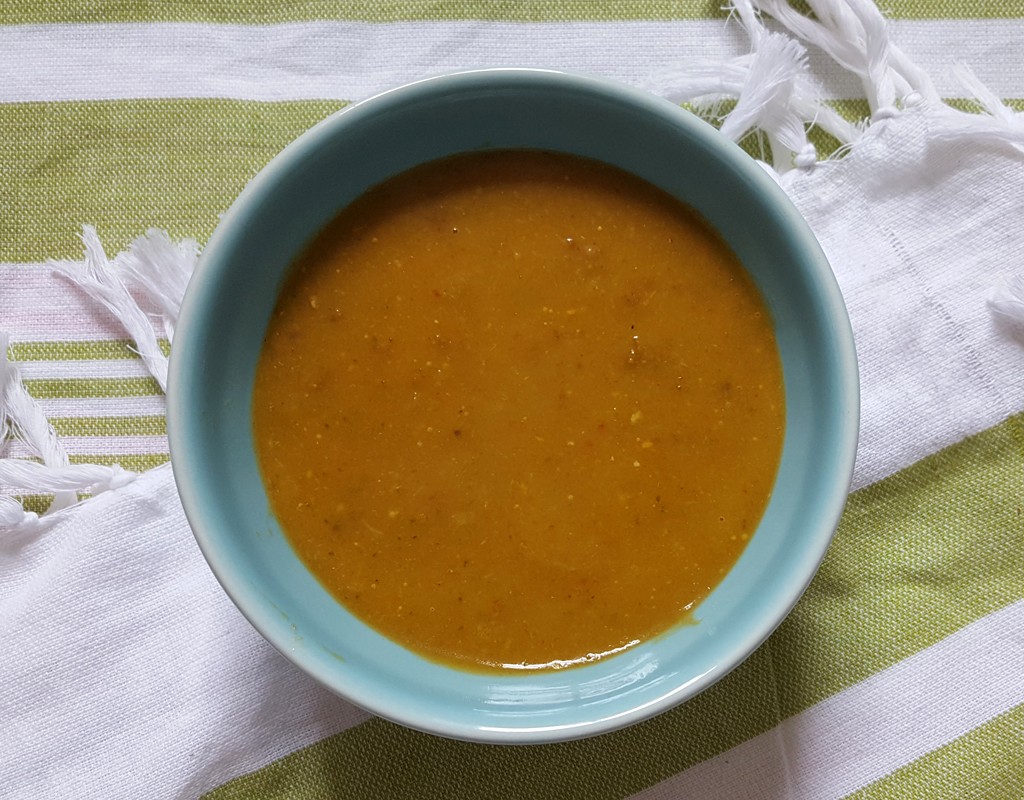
[167,69,858,743]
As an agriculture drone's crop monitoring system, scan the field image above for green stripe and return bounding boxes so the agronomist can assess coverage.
[904,0,1024,19]
[16,492,97,515]
[1,99,345,262]
[17,494,60,516]
[790,0,1024,19]
[1,0,1019,23]
[23,377,163,399]
[5,97,1023,263]
[0,1,726,24]
[848,703,1024,799]
[49,415,167,437]
[7,339,170,361]
[205,413,1024,799]
[68,453,168,471]
[824,98,1024,118]
[827,97,872,120]
[946,96,1024,114]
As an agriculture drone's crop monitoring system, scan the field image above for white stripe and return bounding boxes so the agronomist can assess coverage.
[5,435,168,458]
[19,359,154,381]
[633,600,1024,800]
[0,20,748,103]
[1,263,163,341]
[0,19,1020,105]
[888,18,1024,100]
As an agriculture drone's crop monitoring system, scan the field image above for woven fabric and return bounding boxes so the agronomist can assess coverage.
[2,1,1023,797]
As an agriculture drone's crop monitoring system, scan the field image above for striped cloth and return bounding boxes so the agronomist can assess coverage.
[2,1,1023,798]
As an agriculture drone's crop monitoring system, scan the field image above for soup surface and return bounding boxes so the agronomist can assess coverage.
[253,150,784,672]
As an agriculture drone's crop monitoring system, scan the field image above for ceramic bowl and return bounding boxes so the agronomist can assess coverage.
[167,68,858,743]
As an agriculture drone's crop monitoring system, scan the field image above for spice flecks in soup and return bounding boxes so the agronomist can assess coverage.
[253,151,784,672]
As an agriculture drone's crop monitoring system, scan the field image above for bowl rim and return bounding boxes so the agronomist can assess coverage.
[168,67,859,743]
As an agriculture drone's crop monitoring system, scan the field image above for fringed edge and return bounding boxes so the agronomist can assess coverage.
[647,0,1023,333]
[0,229,197,532]
[644,0,945,178]
[644,0,1014,175]
[114,228,199,346]
[642,3,835,175]
[50,226,198,393]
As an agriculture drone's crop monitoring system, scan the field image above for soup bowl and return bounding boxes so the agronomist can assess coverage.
[167,68,858,743]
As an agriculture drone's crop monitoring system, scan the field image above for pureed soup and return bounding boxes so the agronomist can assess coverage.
[253,150,785,672]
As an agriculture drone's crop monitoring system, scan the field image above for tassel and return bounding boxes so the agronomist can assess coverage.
[929,65,1024,149]
[717,30,816,173]
[0,495,46,533]
[51,227,170,392]
[0,460,137,496]
[989,275,1024,326]
[646,0,833,173]
[749,0,937,113]
[0,333,76,514]
[115,229,198,344]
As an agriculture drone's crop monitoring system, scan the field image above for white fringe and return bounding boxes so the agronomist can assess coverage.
[0,460,137,496]
[989,275,1024,325]
[0,495,45,532]
[718,31,819,173]
[644,0,947,172]
[644,0,829,173]
[0,332,77,514]
[51,227,172,393]
[748,0,937,114]
[928,65,1024,149]
[114,229,199,345]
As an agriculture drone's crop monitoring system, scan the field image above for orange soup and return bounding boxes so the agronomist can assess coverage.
[253,150,784,672]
